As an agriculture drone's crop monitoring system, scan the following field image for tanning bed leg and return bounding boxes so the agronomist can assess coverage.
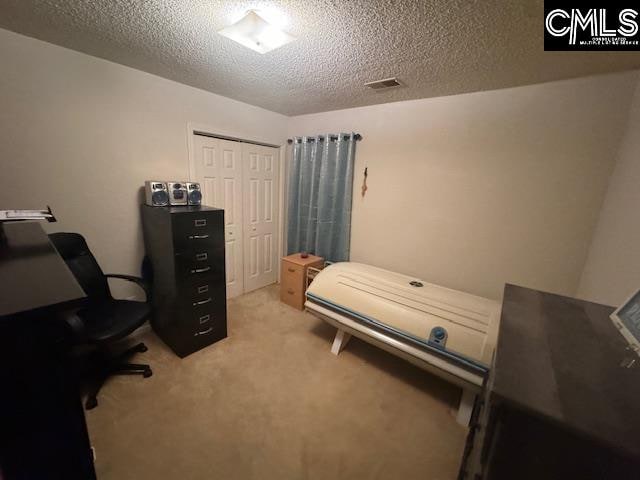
[456,389,476,427]
[331,329,352,355]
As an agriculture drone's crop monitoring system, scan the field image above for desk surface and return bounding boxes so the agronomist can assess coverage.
[0,222,86,318]
[494,284,640,459]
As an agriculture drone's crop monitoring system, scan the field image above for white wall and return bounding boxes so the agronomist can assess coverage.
[0,29,288,297]
[2,26,638,303]
[578,79,640,306]
[288,72,638,300]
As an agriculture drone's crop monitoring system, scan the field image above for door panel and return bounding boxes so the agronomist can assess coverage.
[249,178,259,223]
[264,233,273,273]
[242,144,279,293]
[250,236,258,276]
[193,136,244,298]
[264,179,273,222]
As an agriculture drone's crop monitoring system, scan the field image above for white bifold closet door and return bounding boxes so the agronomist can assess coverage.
[241,144,279,293]
[193,136,244,298]
[192,135,279,298]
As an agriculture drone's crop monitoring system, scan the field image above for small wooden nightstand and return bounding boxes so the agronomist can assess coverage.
[280,253,324,310]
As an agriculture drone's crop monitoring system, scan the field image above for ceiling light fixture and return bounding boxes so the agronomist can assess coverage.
[218,10,295,54]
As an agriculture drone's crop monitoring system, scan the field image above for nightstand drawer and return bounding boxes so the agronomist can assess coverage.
[281,260,304,283]
[280,282,303,310]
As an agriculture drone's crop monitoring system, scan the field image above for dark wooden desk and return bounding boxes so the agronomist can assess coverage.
[460,284,640,479]
[0,222,86,317]
[0,222,96,479]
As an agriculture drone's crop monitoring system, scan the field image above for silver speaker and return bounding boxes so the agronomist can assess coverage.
[167,181,188,206]
[145,181,169,206]
[186,182,202,206]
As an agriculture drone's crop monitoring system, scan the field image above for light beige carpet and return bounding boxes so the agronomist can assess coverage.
[87,285,466,480]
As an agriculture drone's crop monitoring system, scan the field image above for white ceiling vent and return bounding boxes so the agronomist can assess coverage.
[364,77,402,90]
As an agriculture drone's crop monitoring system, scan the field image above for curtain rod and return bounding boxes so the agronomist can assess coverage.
[287,133,362,144]
[194,131,280,148]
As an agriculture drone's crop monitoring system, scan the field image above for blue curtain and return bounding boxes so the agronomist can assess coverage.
[287,133,356,262]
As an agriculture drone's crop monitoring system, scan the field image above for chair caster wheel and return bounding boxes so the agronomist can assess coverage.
[85,397,98,410]
[137,343,148,353]
[143,368,153,378]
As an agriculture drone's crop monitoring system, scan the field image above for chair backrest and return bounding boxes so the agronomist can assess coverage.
[49,232,111,303]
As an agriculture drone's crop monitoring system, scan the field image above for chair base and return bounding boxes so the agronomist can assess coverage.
[85,342,151,410]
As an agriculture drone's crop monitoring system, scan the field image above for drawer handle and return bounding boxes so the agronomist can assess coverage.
[199,314,210,324]
[197,285,209,294]
[287,289,294,295]
[288,267,296,273]
[189,234,209,240]
[195,252,208,261]
[193,297,212,306]
[195,219,207,227]
[191,266,211,274]
[194,326,213,336]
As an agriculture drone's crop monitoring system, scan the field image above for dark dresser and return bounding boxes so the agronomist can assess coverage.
[459,284,640,480]
[141,205,227,357]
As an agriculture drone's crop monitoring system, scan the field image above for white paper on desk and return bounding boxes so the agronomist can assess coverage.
[0,209,55,221]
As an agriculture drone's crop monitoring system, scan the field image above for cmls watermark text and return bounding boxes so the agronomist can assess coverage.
[544,5,640,51]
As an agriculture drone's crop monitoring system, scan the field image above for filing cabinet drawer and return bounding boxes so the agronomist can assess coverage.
[189,294,215,311]
[169,312,227,358]
[172,232,218,255]
[186,305,225,329]
[181,302,226,337]
[172,211,218,233]
[171,211,225,255]
[184,281,225,303]
[189,306,225,330]
[183,290,225,313]
[179,280,225,308]
[190,322,227,353]
[175,255,224,284]
[194,311,213,327]
[173,304,226,356]
[189,250,211,263]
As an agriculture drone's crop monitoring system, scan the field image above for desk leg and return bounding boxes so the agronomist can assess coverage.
[457,389,476,427]
[331,329,351,355]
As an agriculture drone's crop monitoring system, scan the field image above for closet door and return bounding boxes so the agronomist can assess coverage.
[242,144,279,293]
[193,135,244,298]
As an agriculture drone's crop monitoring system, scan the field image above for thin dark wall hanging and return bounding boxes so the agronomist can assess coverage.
[361,167,368,198]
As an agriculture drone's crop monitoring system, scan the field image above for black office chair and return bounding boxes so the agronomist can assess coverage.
[49,232,152,410]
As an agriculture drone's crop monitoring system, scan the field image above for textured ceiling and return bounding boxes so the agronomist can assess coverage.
[1,0,640,116]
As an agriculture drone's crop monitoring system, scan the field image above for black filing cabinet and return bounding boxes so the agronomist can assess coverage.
[141,205,227,357]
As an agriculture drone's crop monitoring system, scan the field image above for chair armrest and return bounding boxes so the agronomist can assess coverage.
[63,312,88,343]
[105,274,151,301]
